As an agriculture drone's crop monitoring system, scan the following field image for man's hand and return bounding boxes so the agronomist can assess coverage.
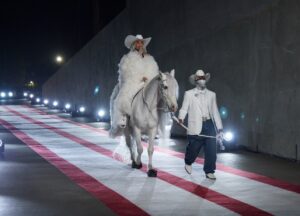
[142,77,148,82]
[216,130,225,150]
[178,119,183,124]
[216,131,224,142]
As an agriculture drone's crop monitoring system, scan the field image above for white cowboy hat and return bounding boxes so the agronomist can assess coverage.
[189,69,210,85]
[124,34,152,49]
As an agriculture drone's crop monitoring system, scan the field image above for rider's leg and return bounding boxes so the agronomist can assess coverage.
[113,93,130,128]
[111,99,127,130]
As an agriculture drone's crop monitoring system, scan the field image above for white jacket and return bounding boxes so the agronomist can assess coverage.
[178,88,223,135]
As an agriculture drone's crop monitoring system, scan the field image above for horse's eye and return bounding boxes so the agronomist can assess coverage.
[164,86,168,90]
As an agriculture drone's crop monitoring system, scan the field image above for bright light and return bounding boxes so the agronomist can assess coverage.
[53,101,59,107]
[0,138,3,153]
[26,80,36,88]
[8,92,13,97]
[97,109,105,117]
[29,94,34,98]
[24,92,28,97]
[220,106,228,119]
[56,55,63,63]
[79,106,85,113]
[65,103,71,109]
[94,86,100,95]
[1,92,6,98]
[43,99,49,105]
[224,131,234,142]
[36,98,41,103]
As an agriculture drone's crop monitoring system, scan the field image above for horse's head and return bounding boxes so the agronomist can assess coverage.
[158,69,178,113]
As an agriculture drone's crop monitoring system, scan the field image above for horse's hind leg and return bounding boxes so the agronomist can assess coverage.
[147,128,157,177]
[124,128,135,163]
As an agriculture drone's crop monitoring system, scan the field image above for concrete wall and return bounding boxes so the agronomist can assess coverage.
[43,0,300,160]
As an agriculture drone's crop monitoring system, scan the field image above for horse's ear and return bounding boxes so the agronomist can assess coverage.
[170,69,175,77]
[158,71,163,80]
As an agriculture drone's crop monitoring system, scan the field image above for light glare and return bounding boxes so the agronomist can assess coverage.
[43,99,49,105]
[97,109,105,117]
[79,106,85,113]
[224,131,234,142]
[56,55,63,63]
[65,103,71,109]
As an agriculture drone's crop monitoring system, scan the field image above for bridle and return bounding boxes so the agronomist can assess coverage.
[157,73,174,113]
[141,73,174,116]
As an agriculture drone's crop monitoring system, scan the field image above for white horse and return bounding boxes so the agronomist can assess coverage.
[111,70,178,177]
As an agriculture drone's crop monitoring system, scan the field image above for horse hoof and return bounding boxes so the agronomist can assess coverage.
[132,161,143,169]
[147,169,157,177]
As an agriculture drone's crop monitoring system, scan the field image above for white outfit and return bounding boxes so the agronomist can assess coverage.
[112,50,159,127]
[195,89,210,119]
[178,88,223,135]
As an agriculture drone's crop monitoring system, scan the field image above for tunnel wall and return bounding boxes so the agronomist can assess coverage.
[43,0,300,160]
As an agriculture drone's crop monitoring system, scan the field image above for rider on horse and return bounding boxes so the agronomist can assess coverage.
[110,34,159,137]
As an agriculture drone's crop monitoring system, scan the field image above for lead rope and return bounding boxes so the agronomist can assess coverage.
[171,114,216,139]
[172,114,225,150]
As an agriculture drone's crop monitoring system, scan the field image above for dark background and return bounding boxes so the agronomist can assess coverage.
[0,0,125,90]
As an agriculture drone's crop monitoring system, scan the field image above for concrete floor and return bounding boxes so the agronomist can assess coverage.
[0,100,299,215]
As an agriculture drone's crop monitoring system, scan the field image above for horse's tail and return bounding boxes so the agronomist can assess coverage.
[110,83,120,124]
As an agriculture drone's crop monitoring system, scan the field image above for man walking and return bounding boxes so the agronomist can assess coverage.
[178,70,223,180]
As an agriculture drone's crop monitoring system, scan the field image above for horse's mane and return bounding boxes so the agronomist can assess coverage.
[144,74,160,93]
[131,74,160,104]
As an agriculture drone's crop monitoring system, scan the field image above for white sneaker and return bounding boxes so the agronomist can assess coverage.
[206,173,216,180]
[185,164,192,174]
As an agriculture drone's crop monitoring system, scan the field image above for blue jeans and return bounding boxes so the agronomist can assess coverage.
[185,120,217,174]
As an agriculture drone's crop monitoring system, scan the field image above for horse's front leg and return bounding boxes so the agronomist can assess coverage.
[132,127,143,169]
[147,128,158,177]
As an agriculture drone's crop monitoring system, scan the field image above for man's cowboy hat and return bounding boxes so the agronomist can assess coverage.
[124,34,151,49]
[189,69,210,85]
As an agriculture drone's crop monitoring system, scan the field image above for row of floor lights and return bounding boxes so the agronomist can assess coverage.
[1,91,14,98]
[27,93,106,121]
[26,92,232,146]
